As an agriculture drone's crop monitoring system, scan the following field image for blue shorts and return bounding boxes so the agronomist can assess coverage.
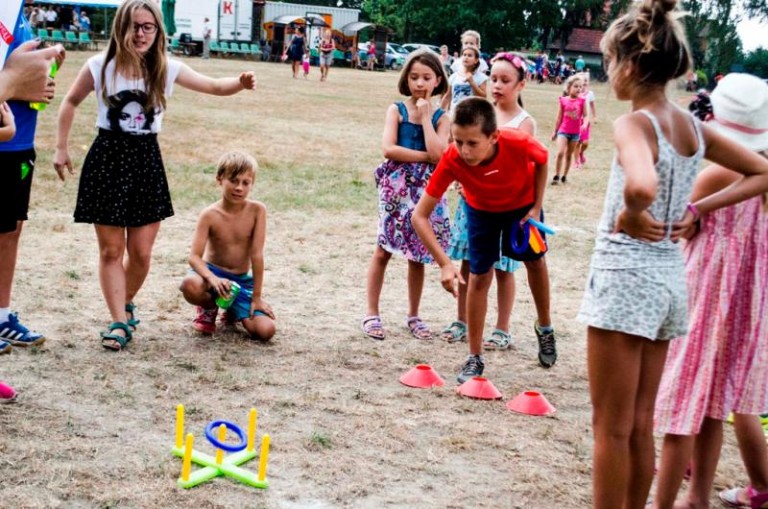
[557,131,580,142]
[465,203,547,274]
[194,263,268,321]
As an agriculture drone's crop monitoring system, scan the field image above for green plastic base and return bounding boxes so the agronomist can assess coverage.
[172,446,268,489]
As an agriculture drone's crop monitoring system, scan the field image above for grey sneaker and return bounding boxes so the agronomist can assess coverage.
[457,355,485,384]
[534,322,557,368]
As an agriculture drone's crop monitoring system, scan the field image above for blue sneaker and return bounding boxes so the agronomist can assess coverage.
[0,313,45,346]
[0,339,10,355]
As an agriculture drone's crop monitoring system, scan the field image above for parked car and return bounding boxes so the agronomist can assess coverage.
[402,43,440,54]
[358,42,406,70]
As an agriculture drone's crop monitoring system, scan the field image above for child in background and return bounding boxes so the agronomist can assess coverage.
[450,30,488,75]
[179,151,276,341]
[362,49,450,341]
[54,0,256,351]
[577,1,768,507]
[440,46,487,112]
[574,72,597,169]
[551,74,587,184]
[413,97,549,383]
[652,74,768,509]
[302,53,310,79]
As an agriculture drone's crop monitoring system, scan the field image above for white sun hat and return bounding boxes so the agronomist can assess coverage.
[709,73,768,152]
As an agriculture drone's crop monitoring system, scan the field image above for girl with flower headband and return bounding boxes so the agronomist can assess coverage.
[576,0,768,507]
[652,73,768,509]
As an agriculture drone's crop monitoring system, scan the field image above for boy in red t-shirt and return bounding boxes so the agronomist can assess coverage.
[413,97,553,383]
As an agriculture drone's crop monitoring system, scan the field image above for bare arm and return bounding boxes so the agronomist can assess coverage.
[175,63,256,95]
[551,102,563,140]
[680,125,768,219]
[615,113,658,212]
[248,203,274,318]
[590,98,597,123]
[381,104,429,163]
[523,160,549,224]
[53,63,94,180]
[188,209,233,298]
[412,193,465,296]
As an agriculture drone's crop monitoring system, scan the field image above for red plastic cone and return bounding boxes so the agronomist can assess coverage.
[399,364,445,388]
[506,391,556,416]
[455,377,503,400]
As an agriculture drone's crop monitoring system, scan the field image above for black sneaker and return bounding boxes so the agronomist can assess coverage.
[551,175,560,185]
[561,175,567,184]
[457,355,485,384]
[534,322,557,368]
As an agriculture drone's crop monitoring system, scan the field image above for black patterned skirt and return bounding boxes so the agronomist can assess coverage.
[74,129,174,227]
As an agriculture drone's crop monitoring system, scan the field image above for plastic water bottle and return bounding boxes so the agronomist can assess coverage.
[215,281,241,309]
[29,62,59,112]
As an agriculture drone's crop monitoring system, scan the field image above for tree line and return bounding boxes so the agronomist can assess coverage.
[301,0,768,77]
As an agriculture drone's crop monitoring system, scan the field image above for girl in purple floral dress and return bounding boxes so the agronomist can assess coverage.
[362,50,451,341]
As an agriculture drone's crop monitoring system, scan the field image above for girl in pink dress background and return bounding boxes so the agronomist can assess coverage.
[653,73,768,509]
[551,74,588,185]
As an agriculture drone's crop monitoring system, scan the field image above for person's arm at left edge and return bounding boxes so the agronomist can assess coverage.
[248,202,275,318]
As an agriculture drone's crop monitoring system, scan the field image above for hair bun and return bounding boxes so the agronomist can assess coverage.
[640,0,677,22]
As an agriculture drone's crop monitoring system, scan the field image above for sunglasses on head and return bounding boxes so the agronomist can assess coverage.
[492,52,524,69]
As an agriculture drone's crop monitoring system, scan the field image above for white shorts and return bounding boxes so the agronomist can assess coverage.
[577,266,688,341]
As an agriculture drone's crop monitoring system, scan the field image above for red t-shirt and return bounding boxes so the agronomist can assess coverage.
[426,129,548,212]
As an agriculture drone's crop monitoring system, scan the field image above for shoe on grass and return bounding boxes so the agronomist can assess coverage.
[0,313,45,346]
[534,321,557,368]
[551,175,560,185]
[193,306,218,335]
[0,381,17,404]
[457,354,485,384]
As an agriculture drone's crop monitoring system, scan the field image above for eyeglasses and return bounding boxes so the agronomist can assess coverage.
[492,52,525,70]
[133,22,158,34]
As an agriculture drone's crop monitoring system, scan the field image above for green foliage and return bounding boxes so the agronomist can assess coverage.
[695,69,709,88]
[743,47,768,78]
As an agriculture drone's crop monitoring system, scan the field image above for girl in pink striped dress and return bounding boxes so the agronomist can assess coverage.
[653,73,768,509]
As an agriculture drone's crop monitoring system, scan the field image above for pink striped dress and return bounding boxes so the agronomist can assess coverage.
[655,196,768,435]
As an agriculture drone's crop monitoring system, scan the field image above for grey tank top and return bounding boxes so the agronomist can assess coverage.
[591,109,705,269]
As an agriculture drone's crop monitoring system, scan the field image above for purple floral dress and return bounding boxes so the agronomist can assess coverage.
[374,102,451,263]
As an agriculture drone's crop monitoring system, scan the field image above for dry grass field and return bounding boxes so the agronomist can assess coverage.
[0,51,751,508]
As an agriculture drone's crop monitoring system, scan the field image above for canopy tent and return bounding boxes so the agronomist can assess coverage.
[339,21,372,35]
[161,0,175,36]
[269,14,328,28]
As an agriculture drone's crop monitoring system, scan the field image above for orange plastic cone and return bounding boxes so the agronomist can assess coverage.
[399,364,445,388]
[506,391,556,416]
[456,377,503,400]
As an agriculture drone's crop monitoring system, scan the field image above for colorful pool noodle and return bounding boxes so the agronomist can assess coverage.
[529,227,546,254]
[527,217,556,235]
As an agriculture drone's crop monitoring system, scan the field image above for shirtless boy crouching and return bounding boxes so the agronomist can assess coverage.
[179,151,276,340]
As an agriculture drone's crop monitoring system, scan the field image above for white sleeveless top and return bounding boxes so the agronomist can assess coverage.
[502,109,535,134]
[88,54,183,135]
[591,109,705,269]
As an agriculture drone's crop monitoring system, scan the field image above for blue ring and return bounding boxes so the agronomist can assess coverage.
[510,221,531,255]
[204,420,248,452]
